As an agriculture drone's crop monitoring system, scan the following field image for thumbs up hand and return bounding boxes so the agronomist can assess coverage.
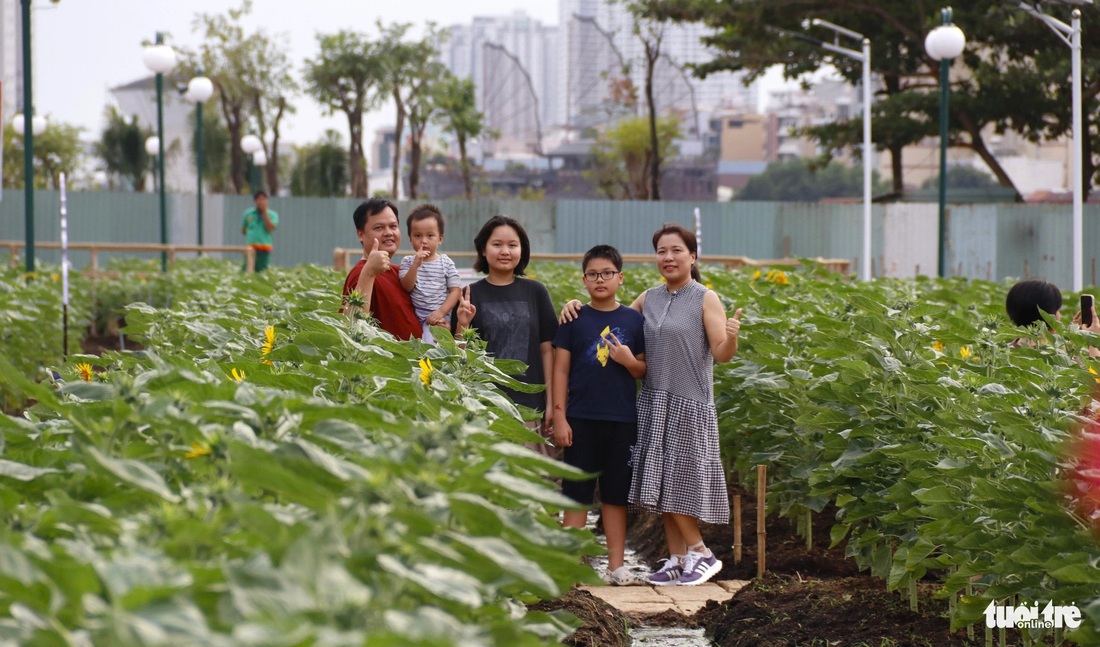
[726,307,742,340]
[365,237,390,277]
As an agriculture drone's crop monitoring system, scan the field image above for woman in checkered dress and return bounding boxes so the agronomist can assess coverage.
[630,224,741,586]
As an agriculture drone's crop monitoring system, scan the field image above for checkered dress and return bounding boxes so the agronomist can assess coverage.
[628,281,730,524]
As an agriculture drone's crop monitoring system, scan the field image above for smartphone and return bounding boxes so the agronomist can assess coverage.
[1082,294,1095,327]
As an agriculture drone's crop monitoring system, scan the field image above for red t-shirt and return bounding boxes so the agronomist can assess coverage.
[342,259,422,341]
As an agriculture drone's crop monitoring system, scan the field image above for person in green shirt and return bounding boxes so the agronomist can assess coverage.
[241,190,278,271]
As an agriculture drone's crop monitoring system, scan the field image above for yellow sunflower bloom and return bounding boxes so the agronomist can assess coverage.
[76,363,94,382]
[960,345,973,360]
[1090,367,1100,383]
[185,443,212,459]
[230,367,246,382]
[932,340,945,352]
[419,357,434,386]
[752,269,761,281]
[261,326,275,364]
[705,281,714,289]
[772,271,789,285]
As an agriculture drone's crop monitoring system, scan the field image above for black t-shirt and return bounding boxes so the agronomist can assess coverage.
[466,277,558,412]
[553,304,645,422]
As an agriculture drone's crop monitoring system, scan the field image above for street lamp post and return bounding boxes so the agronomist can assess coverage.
[806,18,873,281]
[1018,4,1084,292]
[241,133,264,195]
[924,8,966,278]
[142,34,177,272]
[145,136,160,192]
[20,0,33,274]
[186,74,215,251]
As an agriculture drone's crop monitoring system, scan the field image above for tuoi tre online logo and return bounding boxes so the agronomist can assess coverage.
[984,601,1082,630]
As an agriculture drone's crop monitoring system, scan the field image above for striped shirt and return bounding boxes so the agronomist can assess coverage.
[398,254,462,322]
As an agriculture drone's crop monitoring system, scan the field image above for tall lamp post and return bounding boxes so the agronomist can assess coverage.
[924,8,966,278]
[241,133,264,194]
[144,136,160,192]
[1017,3,1083,292]
[142,34,177,272]
[805,19,873,281]
[20,0,34,274]
[185,73,215,250]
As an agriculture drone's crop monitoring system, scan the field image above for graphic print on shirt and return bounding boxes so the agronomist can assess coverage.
[481,300,531,365]
[591,324,630,368]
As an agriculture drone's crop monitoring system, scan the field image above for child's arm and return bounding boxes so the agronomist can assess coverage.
[399,257,419,293]
[551,347,572,447]
[541,340,554,429]
[427,286,462,326]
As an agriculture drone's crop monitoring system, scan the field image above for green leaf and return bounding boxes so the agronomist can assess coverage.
[0,459,60,482]
[84,446,180,503]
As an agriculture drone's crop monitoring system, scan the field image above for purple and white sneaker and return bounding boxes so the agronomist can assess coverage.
[646,556,683,586]
[678,551,722,586]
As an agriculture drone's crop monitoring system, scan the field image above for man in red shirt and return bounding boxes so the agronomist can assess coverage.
[342,199,422,340]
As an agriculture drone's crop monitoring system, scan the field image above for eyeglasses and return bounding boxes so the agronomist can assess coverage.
[583,270,620,281]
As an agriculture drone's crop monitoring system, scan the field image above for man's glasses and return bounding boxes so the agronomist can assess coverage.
[583,270,620,281]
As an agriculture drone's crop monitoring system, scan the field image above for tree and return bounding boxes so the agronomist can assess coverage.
[290,130,348,197]
[3,121,84,189]
[433,74,484,200]
[649,1,1100,197]
[587,114,680,199]
[303,30,385,198]
[404,50,448,199]
[626,1,668,201]
[739,159,888,201]
[95,106,152,191]
[187,0,297,194]
[377,21,444,200]
[920,165,999,190]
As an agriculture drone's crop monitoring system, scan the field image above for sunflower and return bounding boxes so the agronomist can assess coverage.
[419,357,434,386]
[185,443,212,459]
[960,345,973,360]
[230,367,246,382]
[261,326,275,364]
[76,363,94,382]
[932,340,945,353]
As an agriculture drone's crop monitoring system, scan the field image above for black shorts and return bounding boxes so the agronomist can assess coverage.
[561,417,637,507]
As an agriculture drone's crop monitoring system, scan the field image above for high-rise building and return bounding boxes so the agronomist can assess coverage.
[441,11,561,157]
[0,0,24,129]
[560,0,757,137]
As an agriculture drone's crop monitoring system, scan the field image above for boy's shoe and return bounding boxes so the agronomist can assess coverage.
[646,556,683,586]
[608,566,640,586]
[677,551,722,586]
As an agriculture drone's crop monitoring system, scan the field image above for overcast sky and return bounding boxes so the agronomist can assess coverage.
[32,1,561,145]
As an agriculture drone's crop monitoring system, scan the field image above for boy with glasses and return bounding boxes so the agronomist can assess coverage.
[551,245,646,585]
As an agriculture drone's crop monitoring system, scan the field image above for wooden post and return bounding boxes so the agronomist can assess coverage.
[90,248,99,274]
[756,464,766,578]
[733,495,742,564]
[167,247,176,268]
[245,248,256,273]
[334,248,345,272]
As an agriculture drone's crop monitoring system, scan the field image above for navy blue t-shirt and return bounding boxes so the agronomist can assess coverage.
[553,304,645,422]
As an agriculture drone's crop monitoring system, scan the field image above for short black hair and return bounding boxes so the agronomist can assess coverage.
[253,190,267,200]
[407,204,445,237]
[1006,279,1062,327]
[353,198,399,232]
[582,244,623,272]
[473,215,531,276]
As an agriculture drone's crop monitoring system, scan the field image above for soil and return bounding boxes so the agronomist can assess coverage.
[697,574,982,647]
[612,481,995,646]
[529,588,631,647]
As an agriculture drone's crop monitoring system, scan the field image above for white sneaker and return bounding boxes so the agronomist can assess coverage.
[608,566,640,586]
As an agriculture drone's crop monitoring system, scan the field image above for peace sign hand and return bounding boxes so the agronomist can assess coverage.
[456,285,477,328]
[603,332,637,367]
